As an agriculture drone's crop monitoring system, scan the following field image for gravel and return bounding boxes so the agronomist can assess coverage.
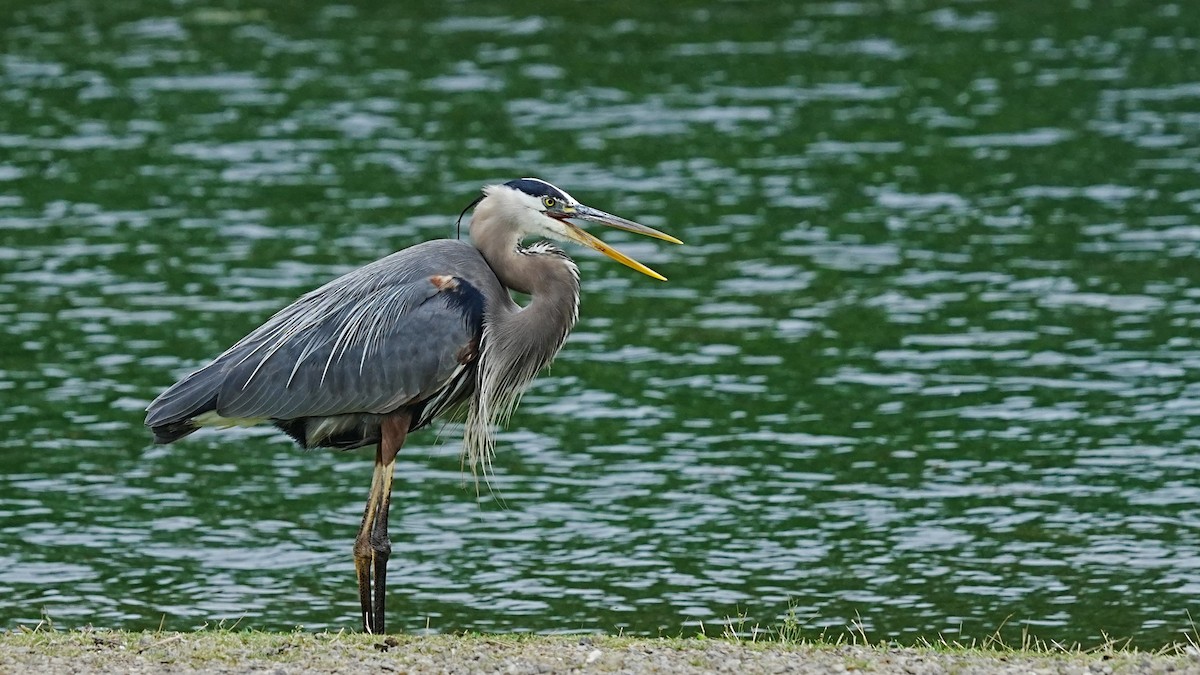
[3,631,1199,674]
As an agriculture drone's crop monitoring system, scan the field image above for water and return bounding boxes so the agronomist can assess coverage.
[2,0,1199,648]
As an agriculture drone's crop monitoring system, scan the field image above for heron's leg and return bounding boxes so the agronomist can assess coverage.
[353,450,386,633]
[353,413,408,634]
[371,415,407,632]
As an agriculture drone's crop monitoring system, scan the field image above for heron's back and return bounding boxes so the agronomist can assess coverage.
[145,239,513,448]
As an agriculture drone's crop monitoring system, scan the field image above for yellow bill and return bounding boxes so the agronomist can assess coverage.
[562,203,682,281]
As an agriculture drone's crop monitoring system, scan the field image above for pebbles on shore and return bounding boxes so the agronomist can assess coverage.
[3,630,1197,674]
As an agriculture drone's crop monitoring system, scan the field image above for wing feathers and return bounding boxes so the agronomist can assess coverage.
[145,240,494,444]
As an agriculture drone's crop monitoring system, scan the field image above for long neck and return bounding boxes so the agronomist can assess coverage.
[463,221,581,476]
[474,224,580,360]
[470,194,581,341]
[505,250,580,344]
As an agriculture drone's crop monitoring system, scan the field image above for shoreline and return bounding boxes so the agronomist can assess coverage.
[3,629,1198,674]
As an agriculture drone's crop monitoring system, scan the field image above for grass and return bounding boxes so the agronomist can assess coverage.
[3,612,1199,674]
[717,604,1200,655]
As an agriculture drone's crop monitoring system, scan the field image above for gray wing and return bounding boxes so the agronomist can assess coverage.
[146,240,498,436]
[216,277,477,420]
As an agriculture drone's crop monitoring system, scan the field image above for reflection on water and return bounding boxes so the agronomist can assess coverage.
[2,0,1199,648]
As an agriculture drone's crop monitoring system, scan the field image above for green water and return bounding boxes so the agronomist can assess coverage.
[2,0,1199,647]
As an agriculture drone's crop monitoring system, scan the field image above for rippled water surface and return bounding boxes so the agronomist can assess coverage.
[2,0,1200,648]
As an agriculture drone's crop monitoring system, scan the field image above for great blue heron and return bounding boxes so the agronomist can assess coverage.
[144,177,680,633]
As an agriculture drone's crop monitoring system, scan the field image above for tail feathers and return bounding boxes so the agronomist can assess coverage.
[151,419,203,444]
[145,365,223,444]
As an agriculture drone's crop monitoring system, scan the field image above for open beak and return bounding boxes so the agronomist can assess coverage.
[558,204,682,281]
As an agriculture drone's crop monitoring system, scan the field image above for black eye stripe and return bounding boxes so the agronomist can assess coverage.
[505,178,569,202]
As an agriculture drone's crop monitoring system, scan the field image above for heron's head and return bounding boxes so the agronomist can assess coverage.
[467,177,682,280]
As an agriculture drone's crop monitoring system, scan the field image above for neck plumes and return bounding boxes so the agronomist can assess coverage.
[463,205,581,479]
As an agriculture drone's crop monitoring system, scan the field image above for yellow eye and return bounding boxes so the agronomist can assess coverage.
[542,196,556,209]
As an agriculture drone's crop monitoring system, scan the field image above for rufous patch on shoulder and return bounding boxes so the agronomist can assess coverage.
[429,275,459,291]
